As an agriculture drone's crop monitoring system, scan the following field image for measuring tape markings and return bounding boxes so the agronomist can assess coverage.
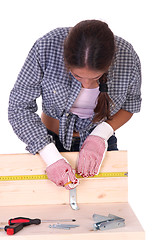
[0,172,128,181]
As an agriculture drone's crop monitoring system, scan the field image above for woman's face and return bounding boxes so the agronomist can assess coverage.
[70,67,104,89]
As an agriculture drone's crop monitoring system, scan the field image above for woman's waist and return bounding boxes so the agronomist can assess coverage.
[41,112,80,137]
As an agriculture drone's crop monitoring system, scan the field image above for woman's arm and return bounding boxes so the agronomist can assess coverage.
[106,109,133,131]
[8,41,50,154]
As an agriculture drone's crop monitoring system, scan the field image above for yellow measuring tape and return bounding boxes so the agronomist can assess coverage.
[0,172,128,181]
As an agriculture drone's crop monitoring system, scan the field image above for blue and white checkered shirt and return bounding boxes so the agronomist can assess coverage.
[8,27,142,154]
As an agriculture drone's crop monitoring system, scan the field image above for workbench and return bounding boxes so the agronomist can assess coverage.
[0,151,145,239]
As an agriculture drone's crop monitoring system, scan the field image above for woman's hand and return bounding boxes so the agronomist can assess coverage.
[77,135,107,177]
[46,159,79,190]
[39,143,79,190]
[77,122,114,177]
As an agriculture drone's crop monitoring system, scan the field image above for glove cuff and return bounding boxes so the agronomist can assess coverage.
[39,143,68,167]
[90,122,114,141]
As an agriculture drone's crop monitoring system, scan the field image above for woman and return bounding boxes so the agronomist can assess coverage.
[8,20,141,190]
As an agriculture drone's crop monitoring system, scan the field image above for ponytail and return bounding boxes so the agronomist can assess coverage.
[93,73,112,123]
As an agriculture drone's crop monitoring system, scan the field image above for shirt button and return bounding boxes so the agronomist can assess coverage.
[53,90,56,94]
[66,113,69,117]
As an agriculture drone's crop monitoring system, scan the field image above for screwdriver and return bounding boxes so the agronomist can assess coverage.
[8,217,76,226]
[0,223,24,235]
[8,217,41,226]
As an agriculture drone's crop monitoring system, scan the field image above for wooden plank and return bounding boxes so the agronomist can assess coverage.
[0,151,128,175]
[0,177,127,206]
[0,203,145,240]
[0,151,128,206]
[0,151,144,239]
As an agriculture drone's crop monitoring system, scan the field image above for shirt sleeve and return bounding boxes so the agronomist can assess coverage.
[121,51,142,113]
[8,41,51,154]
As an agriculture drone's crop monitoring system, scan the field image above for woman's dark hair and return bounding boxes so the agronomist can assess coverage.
[64,20,115,123]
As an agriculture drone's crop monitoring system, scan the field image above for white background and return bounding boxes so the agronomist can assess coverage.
[0,1,160,239]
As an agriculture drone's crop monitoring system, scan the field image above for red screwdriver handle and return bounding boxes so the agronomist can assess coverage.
[5,223,24,235]
[8,217,41,226]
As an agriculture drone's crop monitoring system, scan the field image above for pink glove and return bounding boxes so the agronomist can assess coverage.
[46,159,79,190]
[77,135,107,177]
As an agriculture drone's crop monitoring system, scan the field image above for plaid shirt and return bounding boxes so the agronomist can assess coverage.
[8,27,142,154]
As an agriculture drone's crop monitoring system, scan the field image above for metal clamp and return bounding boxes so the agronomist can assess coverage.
[69,188,79,210]
[93,214,125,231]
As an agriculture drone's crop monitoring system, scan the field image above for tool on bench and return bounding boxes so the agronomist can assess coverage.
[0,217,77,235]
[8,217,76,225]
[93,214,125,231]
[0,223,24,235]
[49,223,80,230]
[9,217,79,231]
[8,217,41,226]
[0,217,41,235]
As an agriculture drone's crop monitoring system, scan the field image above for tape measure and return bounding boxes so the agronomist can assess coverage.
[0,172,128,181]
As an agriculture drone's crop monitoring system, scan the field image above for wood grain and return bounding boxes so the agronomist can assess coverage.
[0,151,144,239]
[0,151,128,206]
[0,203,144,240]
